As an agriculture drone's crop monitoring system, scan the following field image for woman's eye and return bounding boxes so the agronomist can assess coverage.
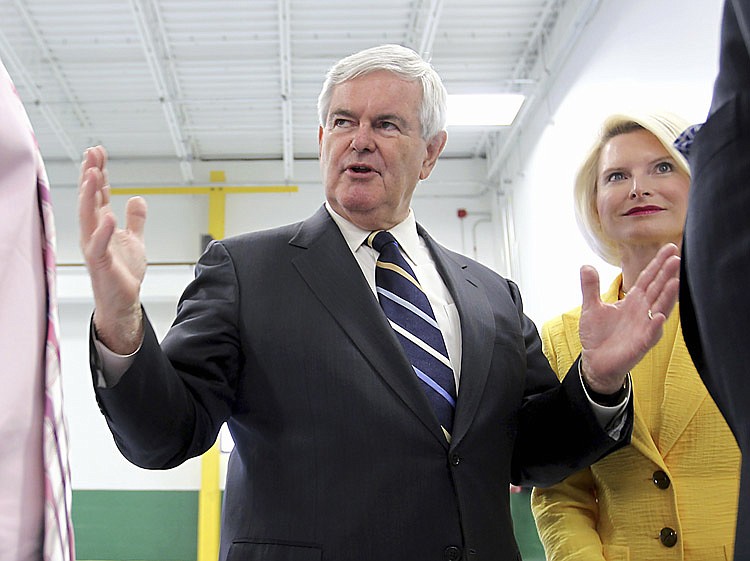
[656,161,673,173]
[607,172,625,182]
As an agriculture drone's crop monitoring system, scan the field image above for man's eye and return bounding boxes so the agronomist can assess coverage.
[332,118,351,128]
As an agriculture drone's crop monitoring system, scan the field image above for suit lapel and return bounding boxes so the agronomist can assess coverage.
[420,229,495,447]
[289,207,448,446]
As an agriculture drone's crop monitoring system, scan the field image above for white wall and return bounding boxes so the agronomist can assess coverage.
[506,0,724,324]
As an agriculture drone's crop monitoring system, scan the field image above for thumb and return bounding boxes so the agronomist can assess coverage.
[125,196,148,240]
[580,265,602,312]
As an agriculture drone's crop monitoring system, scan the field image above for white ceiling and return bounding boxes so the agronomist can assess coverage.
[1,0,600,185]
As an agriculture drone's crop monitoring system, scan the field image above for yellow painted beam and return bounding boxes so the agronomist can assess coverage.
[110,185,298,196]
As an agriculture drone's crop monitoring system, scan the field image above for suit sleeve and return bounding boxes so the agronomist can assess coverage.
[90,240,241,469]
[508,281,632,487]
[529,320,605,561]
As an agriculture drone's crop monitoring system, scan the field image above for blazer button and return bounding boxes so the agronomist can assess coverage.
[444,545,462,561]
[659,527,678,547]
[450,453,461,466]
[652,470,671,489]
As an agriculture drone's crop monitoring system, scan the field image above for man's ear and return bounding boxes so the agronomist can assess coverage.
[419,131,448,180]
[318,125,324,156]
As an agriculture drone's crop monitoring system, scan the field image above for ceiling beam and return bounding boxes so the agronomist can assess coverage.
[404,1,423,48]
[277,0,294,182]
[404,0,445,58]
[0,29,79,161]
[128,0,194,183]
[418,0,445,58]
[485,0,602,183]
[12,0,91,132]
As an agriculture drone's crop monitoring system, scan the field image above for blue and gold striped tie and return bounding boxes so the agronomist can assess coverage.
[368,231,457,437]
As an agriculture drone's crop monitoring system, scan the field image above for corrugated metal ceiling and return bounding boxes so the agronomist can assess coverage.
[0,0,597,184]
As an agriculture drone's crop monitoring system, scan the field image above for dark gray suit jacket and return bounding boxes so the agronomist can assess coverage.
[681,1,750,558]
[92,206,631,561]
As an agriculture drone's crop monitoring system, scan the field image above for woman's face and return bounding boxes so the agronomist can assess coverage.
[595,129,690,251]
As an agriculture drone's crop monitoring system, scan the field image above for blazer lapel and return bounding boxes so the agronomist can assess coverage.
[420,229,495,447]
[655,310,708,456]
[289,207,447,446]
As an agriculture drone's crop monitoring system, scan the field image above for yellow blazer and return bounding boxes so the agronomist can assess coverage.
[531,276,740,561]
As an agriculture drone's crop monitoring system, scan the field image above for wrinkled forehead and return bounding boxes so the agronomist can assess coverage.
[328,72,423,117]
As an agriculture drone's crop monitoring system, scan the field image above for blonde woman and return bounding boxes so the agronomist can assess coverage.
[531,112,740,560]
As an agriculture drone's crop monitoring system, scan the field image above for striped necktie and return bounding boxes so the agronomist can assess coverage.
[367,231,457,437]
[35,121,75,561]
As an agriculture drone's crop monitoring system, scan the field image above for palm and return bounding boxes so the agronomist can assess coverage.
[98,213,147,300]
[578,244,680,393]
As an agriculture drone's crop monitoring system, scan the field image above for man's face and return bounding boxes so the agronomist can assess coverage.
[318,70,447,231]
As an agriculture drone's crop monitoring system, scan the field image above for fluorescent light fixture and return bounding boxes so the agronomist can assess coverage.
[446,93,525,126]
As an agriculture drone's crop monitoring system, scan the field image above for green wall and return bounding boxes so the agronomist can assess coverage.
[72,489,543,560]
[72,490,198,561]
[511,488,546,560]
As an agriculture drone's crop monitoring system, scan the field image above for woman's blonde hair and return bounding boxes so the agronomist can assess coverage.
[573,111,692,266]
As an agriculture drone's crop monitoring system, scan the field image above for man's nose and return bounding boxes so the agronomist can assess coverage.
[351,125,375,152]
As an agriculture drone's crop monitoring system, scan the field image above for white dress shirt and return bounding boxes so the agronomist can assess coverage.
[325,203,463,389]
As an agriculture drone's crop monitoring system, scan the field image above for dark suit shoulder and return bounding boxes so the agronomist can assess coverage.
[216,205,334,257]
[421,230,517,295]
[219,220,305,250]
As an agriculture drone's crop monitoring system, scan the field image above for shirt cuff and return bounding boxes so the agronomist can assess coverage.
[93,332,140,388]
[578,362,632,440]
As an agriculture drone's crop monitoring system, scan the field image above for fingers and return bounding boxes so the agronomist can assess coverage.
[78,165,106,243]
[86,212,117,266]
[79,145,108,190]
[78,146,109,240]
[633,243,679,290]
[579,264,602,312]
[649,276,680,321]
[633,243,681,317]
[78,145,121,266]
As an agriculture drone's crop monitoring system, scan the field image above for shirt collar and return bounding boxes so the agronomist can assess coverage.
[324,202,420,261]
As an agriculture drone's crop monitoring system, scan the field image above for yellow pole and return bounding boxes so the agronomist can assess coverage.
[197,443,221,561]
[196,187,225,561]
